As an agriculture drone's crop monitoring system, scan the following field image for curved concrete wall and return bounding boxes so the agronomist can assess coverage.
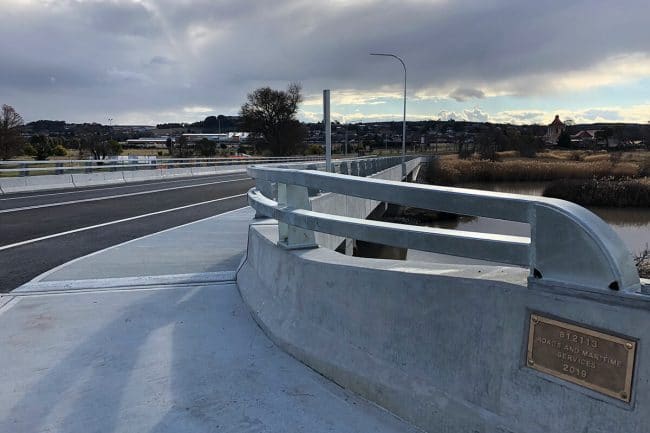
[237,223,650,433]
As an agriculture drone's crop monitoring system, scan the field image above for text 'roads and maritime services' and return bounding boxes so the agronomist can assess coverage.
[527,313,636,402]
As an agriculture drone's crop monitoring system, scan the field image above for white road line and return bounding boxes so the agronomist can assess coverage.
[0,176,250,214]
[0,193,246,252]
[0,172,247,201]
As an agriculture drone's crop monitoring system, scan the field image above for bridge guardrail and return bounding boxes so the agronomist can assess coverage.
[0,156,323,176]
[247,158,641,292]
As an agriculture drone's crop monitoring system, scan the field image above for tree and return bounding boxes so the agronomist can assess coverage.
[203,116,219,131]
[175,135,190,157]
[196,138,216,156]
[240,83,307,155]
[557,130,571,148]
[0,104,25,160]
[29,135,54,160]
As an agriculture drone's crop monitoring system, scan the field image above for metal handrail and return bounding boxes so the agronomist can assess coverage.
[0,156,324,175]
[0,156,321,165]
[247,160,641,292]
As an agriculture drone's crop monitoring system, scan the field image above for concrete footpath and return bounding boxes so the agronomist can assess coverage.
[0,207,420,433]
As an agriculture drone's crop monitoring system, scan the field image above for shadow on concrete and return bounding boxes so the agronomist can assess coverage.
[0,285,416,433]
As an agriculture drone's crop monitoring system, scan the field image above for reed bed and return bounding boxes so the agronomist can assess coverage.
[542,178,650,207]
[424,158,641,185]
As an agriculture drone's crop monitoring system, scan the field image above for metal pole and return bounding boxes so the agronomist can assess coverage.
[370,53,407,176]
[324,89,332,172]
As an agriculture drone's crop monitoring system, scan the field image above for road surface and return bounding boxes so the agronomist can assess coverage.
[0,172,254,292]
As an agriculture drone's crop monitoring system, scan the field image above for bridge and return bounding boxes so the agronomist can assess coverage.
[0,156,647,432]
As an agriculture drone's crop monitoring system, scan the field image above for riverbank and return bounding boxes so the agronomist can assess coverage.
[421,151,649,208]
[422,155,645,185]
[543,177,650,207]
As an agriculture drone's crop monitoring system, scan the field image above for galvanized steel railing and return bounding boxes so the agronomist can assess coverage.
[0,156,323,176]
[247,157,641,292]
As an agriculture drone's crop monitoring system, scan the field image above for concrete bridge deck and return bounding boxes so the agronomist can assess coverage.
[0,207,420,433]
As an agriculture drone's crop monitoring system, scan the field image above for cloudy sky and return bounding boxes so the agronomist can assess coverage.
[2,0,650,125]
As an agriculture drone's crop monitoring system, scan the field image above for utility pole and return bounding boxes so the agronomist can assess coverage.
[324,90,331,172]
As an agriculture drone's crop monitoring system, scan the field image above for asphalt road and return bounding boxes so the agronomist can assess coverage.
[0,172,254,292]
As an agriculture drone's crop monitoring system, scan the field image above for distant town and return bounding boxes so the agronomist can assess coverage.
[8,113,647,162]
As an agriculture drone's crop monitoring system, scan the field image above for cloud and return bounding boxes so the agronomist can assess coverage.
[449,88,485,102]
[2,0,650,123]
[182,106,216,114]
[437,108,489,122]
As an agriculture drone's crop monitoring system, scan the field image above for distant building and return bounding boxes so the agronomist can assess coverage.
[181,132,250,143]
[125,137,171,149]
[571,130,601,148]
[545,115,566,145]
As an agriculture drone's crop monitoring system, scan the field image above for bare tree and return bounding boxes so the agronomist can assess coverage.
[240,83,307,155]
[0,104,25,160]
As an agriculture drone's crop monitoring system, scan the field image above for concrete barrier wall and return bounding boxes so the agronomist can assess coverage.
[121,169,164,183]
[0,164,252,194]
[0,174,75,193]
[237,224,650,433]
[72,172,125,186]
[161,168,193,178]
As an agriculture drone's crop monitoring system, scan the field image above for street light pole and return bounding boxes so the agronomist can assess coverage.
[370,52,406,175]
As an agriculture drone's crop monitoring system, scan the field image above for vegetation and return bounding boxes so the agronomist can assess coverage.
[423,156,641,186]
[305,144,324,155]
[240,83,307,156]
[29,135,54,160]
[635,248,650,279]
[0,104,24,160]
[422,151,649,209]
[557,130,571,147]
[196,138,217,157]
[543,178,650,207]
[173,135,190,158]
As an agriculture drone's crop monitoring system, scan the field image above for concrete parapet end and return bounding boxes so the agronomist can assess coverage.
[237,223,650,433]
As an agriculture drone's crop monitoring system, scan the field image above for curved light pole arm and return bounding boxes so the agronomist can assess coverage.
[370,53,407,175]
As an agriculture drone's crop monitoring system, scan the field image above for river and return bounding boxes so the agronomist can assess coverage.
[406,181,650,266]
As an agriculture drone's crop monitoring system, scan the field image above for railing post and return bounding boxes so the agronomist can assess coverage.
[277,182,317,249]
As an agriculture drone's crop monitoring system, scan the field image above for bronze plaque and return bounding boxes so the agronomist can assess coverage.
[527,314,636,402]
